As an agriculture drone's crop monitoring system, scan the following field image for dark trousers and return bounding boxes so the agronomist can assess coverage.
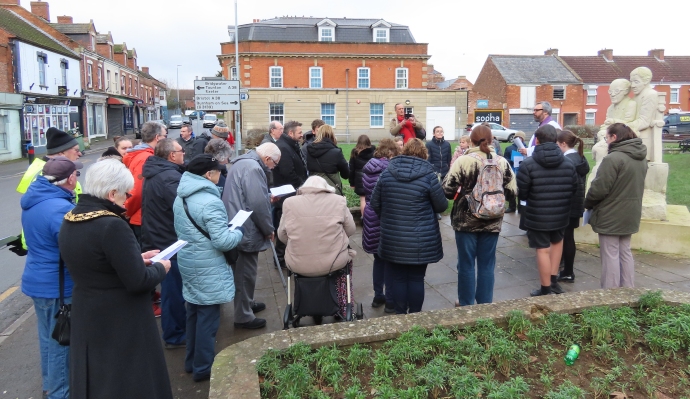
[185,303,221,380]
[561,217,579,275]
[161,259,186,345]
[507,196,517,211]
[372,254,394,306]
[273,207,286,266]
[385,262,428,314]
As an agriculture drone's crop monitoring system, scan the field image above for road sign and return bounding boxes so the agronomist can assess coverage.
[193,80,240,96]
[240,93,249,101]
[195,95,240,111]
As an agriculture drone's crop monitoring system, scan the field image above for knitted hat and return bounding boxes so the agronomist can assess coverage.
[46,127,78,155]
[211,120,230,139]
[514,131,526,140]
[42,156,83,181]
[186,154,225,176]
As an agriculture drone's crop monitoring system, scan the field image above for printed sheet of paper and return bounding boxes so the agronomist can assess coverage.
[270,184,296,197]
[150,240,187,263]
[582,209,592,226]
[229,210,253,230]
[513,155,524,168]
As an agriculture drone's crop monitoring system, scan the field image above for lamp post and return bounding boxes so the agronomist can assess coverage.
[176,64,181,114]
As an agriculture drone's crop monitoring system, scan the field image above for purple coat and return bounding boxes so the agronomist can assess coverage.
[361,157,389,254]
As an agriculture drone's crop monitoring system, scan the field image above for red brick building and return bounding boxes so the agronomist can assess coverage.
[559,49,690,126]
[218,17,468,141]
[471,53,583,133]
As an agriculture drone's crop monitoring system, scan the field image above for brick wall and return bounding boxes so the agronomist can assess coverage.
[0,29,13,93]
[468,59,506,123]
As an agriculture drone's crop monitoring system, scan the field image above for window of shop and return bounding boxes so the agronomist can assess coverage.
[0,115,7,151]
[23,104,71,147]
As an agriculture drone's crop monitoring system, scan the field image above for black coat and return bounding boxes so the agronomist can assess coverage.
[274,133,307,206]
[141,156,184,253]
[370,155,448,265]
[348,146,376,195]
[517,142,578,231]
[564,152,590,219]
[176,136,206,163]
[425,137,452,178]
[306,138,350,179]
[59,195,171,399]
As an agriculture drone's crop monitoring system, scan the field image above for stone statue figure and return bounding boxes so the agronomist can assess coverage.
[586,79,637,193]
[627,67,665,163]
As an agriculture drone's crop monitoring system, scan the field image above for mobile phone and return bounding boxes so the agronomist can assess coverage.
[404,113,412,119]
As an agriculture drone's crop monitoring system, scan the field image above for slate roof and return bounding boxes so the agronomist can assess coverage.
[0,8,78,58]
[49,23,92,35]
[490,55,581,85]
[95,34,110,44]
[236,17,416,43]
[560,55,690,84]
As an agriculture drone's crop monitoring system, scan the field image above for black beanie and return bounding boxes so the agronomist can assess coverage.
[46,127,78,155]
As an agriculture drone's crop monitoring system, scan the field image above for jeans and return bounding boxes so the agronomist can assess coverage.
[455,231,499,306]
[32,297,71,399]
[185,303,221,381]
[385,262,427,314]
[372,254,394,305]
[161,259,186,345]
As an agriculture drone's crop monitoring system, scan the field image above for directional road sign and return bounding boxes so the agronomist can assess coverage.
[240,93,249,101]
[194,80,240,111]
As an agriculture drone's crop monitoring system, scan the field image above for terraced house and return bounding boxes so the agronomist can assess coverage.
[219,17,468,141]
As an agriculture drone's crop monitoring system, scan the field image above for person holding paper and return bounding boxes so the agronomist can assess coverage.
[222,143,280,330]
[584,123,647,289]
[503,131,526,213]
[173,155,244,382]
[59,159,172,399]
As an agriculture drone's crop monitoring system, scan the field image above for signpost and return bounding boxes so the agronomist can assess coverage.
[474,110,504,124]
[194,80,240,111]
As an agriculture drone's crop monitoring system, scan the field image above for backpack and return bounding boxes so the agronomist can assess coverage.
[466,153,505,219]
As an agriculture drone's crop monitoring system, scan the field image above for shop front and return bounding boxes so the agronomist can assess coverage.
[86,93,107,141]
[22,96,83,155]
[107,96,134,138]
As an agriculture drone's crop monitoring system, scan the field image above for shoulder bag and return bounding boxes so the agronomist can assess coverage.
[51,257,71,346]
[182,198,239,265]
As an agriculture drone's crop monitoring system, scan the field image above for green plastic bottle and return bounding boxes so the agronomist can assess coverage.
[564,344,581,366]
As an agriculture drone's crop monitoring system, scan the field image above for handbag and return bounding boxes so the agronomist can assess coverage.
[51,257,71,346]
[182,198,239,265]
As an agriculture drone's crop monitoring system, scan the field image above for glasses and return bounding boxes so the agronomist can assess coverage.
[268,157,279,167]
[125,192,132,199]
[533,108,544,113]
[172,149,185,154]
[158,134,168,138]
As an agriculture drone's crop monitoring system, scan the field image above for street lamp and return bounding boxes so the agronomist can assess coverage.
[176,65,181,115]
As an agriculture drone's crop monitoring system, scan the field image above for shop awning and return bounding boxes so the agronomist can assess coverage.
[107,97,133,106]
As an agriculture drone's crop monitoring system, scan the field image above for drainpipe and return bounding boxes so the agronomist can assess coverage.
[345,68,349,143]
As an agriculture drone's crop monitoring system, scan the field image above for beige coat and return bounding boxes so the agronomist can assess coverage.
[277,186,357,277]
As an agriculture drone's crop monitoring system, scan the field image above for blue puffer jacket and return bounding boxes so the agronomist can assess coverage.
[173,172,243,305]
[425,137,452,178]
[361,157,389,254]
[20,176,75,298]
[370,155,448,265]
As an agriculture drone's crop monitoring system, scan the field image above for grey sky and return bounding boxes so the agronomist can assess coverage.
[37,0,687,90]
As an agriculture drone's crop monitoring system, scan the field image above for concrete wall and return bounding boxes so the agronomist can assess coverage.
[234,89,468,142]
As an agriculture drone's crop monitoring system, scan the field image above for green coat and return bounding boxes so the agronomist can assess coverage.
[584,138,648,235]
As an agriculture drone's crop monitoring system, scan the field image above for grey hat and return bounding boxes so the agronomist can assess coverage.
[42,156,83,181]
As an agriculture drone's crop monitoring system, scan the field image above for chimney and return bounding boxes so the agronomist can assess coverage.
[30,1,50,22]
[648,49,664,61]
[56,15,73,24]
[142,67,149,74]
[598,49,613,62]
[544,48,559,56]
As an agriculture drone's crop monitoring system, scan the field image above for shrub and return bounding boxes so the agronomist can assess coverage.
[564,125,600,139]
[244,128,267,148]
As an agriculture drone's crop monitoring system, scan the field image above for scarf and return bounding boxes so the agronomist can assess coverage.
[397,115,416,144]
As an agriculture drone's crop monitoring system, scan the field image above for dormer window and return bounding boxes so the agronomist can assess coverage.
[371,20,391,43]
[317,19,336,42]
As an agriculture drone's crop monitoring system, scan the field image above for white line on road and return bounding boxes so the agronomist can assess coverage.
[0,306,35,346]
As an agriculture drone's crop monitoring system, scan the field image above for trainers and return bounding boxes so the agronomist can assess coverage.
[551,282,565,295]
[153,303,161,318]
[384,304,396,314]
[251,302,266,313]
[371,296,386,308]
[505,208,516,213]
[164,342,186,350]
[193,373,210,382]
[152,291,161,304]
[557,272,575,283]
[530,288,552,297]
[234,318,266,329]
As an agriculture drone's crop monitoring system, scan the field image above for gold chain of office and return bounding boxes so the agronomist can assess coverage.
[64,210,121,222]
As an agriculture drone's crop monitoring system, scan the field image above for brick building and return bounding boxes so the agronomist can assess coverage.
[471,53,582,133]
[218,17,468,141]
[559,49,690,126]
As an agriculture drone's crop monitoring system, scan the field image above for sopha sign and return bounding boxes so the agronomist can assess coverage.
[474,110,503,124]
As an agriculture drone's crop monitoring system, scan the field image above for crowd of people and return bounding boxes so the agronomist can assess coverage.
[14,99,648,397]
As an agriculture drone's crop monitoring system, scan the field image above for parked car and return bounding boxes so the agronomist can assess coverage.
[202,114,218,128]
[189,111,205,120]
[470,122,519,142]
[182,116,191,125]
[168,115,183,129]
[663,112,690,135]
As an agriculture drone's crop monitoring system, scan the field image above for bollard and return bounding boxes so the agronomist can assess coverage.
[27,144,35,165]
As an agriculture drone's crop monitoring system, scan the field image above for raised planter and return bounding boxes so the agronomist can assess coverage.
[208,288,690,399]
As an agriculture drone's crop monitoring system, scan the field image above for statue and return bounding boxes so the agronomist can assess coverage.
[627,67,665,163]
[586,79,637,193]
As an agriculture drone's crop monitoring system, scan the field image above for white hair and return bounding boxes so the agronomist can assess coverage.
[256,142,281,160]
[301,176,335,193]
[83,159,134,199]
[44,175,69,186]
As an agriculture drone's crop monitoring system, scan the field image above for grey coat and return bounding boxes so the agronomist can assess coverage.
[222,151,274,252]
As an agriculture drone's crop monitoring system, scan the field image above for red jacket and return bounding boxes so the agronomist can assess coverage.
[122,146,154,226]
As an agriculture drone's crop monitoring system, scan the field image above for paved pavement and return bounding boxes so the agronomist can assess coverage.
[2,149,690,398]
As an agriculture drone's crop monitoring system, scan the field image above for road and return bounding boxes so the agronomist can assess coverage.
[0,126,217,399]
